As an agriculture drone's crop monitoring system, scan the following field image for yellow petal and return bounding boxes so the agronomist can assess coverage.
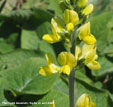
[45,53,55,65]
[58,52,77,67]
[67,52,77,67]
[84,48,96,64]
[81,44,95,59]
[70,10,79,26]
[66,23,74,31]
[64,9,70,24]
[79,22,90,40]
[51,18,63,41]
[76,93,96,107]
[91,102,96,107]
[77,0,88,8]
[39,66,53,76]
[82,4,94,16]
[83,34,96,45]
[49,64,60,73]
[60,65,71,75]
[75,46,82,61]
[64,9,79,26]
[58,52,67,65]
[43,34,56,43]
[86,60,101,70]
[39,64,59,76]
[51,17,64,33]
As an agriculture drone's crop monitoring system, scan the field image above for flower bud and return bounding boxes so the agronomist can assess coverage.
[76,94,96,107]
[64,9,79,26]
[77,0,88,8]
[66,23,74,31]
[58,52,77,67]
[82,4,94,16]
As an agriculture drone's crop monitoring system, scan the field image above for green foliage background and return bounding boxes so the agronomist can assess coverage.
[0,0,113,107]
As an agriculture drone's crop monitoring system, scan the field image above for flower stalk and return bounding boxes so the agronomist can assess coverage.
[69,26,77,107]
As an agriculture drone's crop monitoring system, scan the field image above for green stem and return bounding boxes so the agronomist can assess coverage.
[69,27,77,107]
[69,69,75,107]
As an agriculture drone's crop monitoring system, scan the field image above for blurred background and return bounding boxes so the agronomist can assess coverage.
[0,0,113,106]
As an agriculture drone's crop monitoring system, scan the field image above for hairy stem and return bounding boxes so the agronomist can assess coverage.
[69,27,77,107]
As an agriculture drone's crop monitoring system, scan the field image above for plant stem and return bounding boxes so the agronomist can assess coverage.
[69,27,77,107]
[69,69,75,107]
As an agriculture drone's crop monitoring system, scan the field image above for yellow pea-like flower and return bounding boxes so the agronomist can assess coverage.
[76,93,96,107]
[78,22,96,45]
[39,53,60,76]
[77,0,88,8]
[58,52,77,75]
[75,44,101,70]
[82,4,94,16]
[43,17,64,43]
[64,9,79,26]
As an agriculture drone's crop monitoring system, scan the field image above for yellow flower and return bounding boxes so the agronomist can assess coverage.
[50,100,55,107]
[82,4,94,16]
[64,9,79,29]
[39,53,60,76]
[76,93,96,107]
[43,17,64,43]
[78,22,96,45]
[75,44,100,70]
[66,23,74,31]
[58,52,77,75]
[77,0,88,8]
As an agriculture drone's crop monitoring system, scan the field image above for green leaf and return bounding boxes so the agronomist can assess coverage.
[75,71,93,85]
[53,72,113,106]
[75,79,113,107]
[0,9,33,23]
[0,77,15,106]
[21,30,40,50]
[34,8,53,22]
[48,0,63,16]
[92,56,113,78]
[0,39,14,54]
[0,33,18,54]
[21,29,55,58]
[101,43,113,55]
[2,58,58,95]
[90,12,113,52]
[0,49,44,71]
[33,89,69,107]
[36,22,51,39]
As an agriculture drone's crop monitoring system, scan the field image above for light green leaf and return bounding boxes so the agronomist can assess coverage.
[21,30,40,50]
[92,56,113,78]
[53,73,113,106]
[101,43,113,55]
[0,49,44,71]
[90,12,113,52]
[48,0,63,16]
[75,79,113,107]
[2,58,58,95]
[33,89,69,107]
